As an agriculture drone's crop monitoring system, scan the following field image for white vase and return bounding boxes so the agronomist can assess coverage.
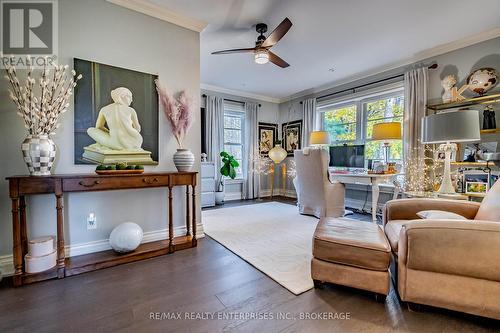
[215,191,225,205]
[109,222,143,253]
[173,148,195,172]
[21,134,57,176]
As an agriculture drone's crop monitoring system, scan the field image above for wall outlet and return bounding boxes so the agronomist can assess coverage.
[87,212,97,230]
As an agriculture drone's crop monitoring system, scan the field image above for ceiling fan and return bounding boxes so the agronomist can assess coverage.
[211,18,292,68]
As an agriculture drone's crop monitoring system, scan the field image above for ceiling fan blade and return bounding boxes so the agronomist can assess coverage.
[268,51,289,68]
[211,47,255,55]
[261,18,292,48]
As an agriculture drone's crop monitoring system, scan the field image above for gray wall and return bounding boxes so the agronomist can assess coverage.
[201,89,281,199]
[278,37,500,206]
[0,0,201,261]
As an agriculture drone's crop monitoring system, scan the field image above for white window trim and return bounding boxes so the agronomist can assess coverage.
[223,107,245,180]
[318,83,404,161]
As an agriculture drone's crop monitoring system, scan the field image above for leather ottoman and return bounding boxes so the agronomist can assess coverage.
[311,217,392,299]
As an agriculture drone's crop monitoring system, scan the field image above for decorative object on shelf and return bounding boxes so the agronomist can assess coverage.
[83,87,155,165]
[464,172,490,194]
[421,110,480,194]
[441,74,457,103]
[467,67,498,95]
[258,122,278,156]
[109,222,144,253]
[74,59,159,164]
[4,60,82,175]
[482,105,497,130]
[155,80,195,171]
[372,122,402,166]
[282,120,302,156]
[25,236,56,274]
[201,153,207,162]
[216,151,240,204]
[95,163,144,175]
[309,131,330,148]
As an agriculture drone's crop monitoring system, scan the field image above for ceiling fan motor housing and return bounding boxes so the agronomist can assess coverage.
[256,23,268,34]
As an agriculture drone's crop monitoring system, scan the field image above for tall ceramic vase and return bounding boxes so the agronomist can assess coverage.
[173,148,195,172]
[21,135,57,176]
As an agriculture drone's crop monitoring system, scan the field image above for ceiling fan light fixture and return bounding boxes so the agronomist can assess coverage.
[254,50,269,64]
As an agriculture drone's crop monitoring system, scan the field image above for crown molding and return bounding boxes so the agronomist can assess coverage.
[281,26,500,103]
[201,83,283,104]
[106,0,208,33]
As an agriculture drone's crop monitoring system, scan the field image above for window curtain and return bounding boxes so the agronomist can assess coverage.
[302,98,317,147]
[205,95,224,186]
[243,102,259,199]
[403,67,429,190]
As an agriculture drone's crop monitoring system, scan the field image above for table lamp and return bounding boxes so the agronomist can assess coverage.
[421,110,480,194]
[372,122,402,164]
[309,131,330,148]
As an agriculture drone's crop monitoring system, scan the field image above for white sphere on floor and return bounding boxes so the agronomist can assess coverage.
[109,222,143,253]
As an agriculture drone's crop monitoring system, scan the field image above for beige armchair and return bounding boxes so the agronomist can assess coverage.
[293,149,345,218]
[384,180,500,319]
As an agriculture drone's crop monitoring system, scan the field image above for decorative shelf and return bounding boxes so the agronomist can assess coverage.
[427,93,500,111]
[480,128,500,134]
[451,161,489,167]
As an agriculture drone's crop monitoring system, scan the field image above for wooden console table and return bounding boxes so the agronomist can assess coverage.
[7,172,197,287]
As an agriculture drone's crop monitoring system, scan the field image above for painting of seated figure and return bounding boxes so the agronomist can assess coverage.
[74,58,159,164]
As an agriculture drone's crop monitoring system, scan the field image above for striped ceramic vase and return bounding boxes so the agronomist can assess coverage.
[173,148,195,172]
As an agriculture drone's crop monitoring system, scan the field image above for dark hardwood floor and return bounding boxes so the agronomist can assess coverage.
[0,199,498,332]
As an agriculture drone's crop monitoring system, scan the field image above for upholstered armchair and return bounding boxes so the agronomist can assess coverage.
[383,180,500,320]
[293,149,345,218]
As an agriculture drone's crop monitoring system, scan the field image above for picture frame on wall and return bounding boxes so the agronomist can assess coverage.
[258,122,278,156]
[282,120,302,156]
[73,58,159,164]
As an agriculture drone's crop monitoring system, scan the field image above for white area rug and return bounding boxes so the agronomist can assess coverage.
[202,202,318,295]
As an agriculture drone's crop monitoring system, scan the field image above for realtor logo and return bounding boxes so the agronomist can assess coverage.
[2,1,53,54]
[1,0,57,67]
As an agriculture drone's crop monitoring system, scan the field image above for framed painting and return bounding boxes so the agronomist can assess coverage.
[258,122,278,156]
[282,120,302,156]
[73,58,159,164]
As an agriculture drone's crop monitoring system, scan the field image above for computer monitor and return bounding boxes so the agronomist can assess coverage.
[329,145,365,168]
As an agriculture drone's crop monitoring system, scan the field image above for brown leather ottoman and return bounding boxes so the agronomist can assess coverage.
[311,217,392,299]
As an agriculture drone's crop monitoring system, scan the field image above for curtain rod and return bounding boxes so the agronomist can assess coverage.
[202,94,261,107]
[300,63,438,104]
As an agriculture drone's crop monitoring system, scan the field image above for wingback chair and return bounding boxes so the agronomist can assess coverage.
[293,148,345,218]
[383,180,500,320]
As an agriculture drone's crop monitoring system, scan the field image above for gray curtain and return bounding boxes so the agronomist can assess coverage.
[205,95,224,186]
[302,98,317,147]
[243,102,259,199]
[403,67,429,189]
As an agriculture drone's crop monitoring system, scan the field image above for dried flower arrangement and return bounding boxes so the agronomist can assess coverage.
[4,59,82,136]
[155,80,194,148]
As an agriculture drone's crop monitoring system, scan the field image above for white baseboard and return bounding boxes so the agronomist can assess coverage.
[224,192,243,201]
[0,223,205,277]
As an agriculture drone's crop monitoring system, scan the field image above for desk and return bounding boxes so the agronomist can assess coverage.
[7,172,197,287]
[329,171,402,223]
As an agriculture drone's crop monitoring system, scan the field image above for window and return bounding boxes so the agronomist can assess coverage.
[320,87,404,164]
[223,101,245,179]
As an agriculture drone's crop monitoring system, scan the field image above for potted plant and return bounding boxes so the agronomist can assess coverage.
[215,151,239,205]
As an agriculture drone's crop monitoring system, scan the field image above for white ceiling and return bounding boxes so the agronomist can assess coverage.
[151,0,500,101]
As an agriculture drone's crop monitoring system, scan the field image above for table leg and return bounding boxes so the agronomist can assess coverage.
[192,184,197,247]
[168,187,174,253]
[20,196,28,270]
[393,179,402,200]
[11,197,22,287]
[55,193,65,278]
[186,186,190,237]
[371,182,380,223]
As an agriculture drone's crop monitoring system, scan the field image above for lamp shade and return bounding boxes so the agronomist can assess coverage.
[269,144,287,164]
[309,131,330,145]
[372,122,402,141]
[421,110,480,144]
